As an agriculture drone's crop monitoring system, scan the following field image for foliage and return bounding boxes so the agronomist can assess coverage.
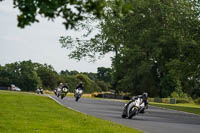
[95,80,111,91]
[74,74,101,93]
[35,63,59,90]
[60,0,200,98]
[60,72,103,93]
[194,98,200,105]
[1,0,135,29]
[0,61,111,93]
[0,60,42,91]
[82,72,98,81]
[7,0,108,29]
[176,99,191,104]
[97,67,112,82]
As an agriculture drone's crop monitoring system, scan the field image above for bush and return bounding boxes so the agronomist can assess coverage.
[176,98,190,103]
[194,98,200,105]
[95,80,110,91]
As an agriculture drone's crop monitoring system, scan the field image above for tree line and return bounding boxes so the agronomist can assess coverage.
[0,60,112,93]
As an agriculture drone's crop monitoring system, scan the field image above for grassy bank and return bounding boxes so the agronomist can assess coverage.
[150,102,200,115]
[0,91,141,133]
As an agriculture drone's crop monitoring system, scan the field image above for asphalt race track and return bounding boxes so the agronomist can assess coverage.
[50,95,200,133]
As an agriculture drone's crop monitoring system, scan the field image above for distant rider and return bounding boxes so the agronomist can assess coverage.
[63,83,69,89]
[75,81,84,91]
[74,82,84,96]
[59,83,63,89]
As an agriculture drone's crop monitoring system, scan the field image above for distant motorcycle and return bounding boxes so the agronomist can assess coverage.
[122,95,148,119]
[61,87,68,99]
[74,88,83,101]
[36,88,43,94]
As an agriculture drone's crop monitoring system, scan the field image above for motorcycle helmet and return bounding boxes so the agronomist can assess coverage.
[142,92,148,99]
[59,83,63,86]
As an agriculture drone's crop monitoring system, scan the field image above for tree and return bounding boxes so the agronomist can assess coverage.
[35,63,59,90]
[1,0,133,29]
[60,0,200,98]
[82,72,98,81]
[16,60,42,91]
[97,67,112,82]
[0,60,42,91]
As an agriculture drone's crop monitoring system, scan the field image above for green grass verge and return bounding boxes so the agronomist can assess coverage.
[150,102,200,115]
[0,91,142,133]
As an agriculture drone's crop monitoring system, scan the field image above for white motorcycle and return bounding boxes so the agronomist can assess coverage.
[36,88,43,94]
[74,88,83,102]
[122,95,148,119]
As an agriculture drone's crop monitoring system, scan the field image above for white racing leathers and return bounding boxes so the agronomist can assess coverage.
[56,88,62,97]
[122,95,147,119]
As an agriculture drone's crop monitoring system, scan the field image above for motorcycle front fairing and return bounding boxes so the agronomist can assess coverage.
[62,87,68,93]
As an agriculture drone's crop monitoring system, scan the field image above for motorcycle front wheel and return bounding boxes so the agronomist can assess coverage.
[128,107,137,119]
[75,97,79,101]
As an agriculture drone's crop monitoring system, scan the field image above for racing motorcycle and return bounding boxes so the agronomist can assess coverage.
[122,95,148,119]
[36,88,43,94]
[61,87,68,99]
[74,88,83,101]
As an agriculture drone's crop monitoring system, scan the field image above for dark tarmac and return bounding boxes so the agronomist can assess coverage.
[50,95,200,133]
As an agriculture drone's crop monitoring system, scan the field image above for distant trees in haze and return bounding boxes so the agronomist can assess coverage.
[0,60,111,93]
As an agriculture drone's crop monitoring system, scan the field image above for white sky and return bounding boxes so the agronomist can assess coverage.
[0,1,112,73]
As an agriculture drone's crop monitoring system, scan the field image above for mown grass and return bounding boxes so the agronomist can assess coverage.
[0,91,142,133]
[150,102,200,115]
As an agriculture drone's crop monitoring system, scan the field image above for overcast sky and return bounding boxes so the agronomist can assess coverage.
[0,1,112,73]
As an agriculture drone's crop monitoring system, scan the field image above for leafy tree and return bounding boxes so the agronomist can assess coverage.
[95,80,110,91]
[97,67,112,82]
[60,0,200,98]
[70,70,79,75]
[75,74,101,93]
[60,69,70,75]
[35,63,59,90]
[82,72,98,81]
[17,61,42,91]
[61,73,101,93]
[0,0,134,29]
[0,61,42,91]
